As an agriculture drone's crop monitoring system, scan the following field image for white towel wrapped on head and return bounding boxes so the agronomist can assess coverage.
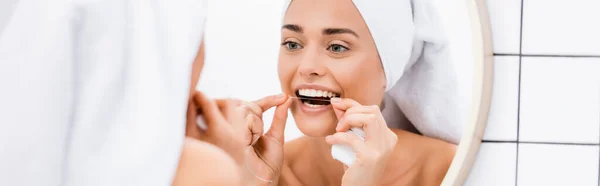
[358,0,463,144]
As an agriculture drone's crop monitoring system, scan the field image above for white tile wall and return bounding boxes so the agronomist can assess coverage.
[483,56,520,141]
[517,144,599,186]
[520,57,600,143]
[468,0,600,185]
[521,0,600,55]
[464,143,517,186]
[486,0,522,54]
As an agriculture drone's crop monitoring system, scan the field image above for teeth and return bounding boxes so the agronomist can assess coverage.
[304,102,324,108]
[298,88,338,98]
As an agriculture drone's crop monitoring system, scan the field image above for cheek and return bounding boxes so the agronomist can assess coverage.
[277,55,295,94]
[330,57,385,105]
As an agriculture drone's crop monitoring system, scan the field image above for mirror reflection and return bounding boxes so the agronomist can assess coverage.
[189,0,484,185]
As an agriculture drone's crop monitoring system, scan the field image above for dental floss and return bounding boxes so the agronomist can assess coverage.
[289,96,332,102]
[245,146,274,183]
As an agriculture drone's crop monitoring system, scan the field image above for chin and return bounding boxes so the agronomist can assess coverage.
[291,101,338,137]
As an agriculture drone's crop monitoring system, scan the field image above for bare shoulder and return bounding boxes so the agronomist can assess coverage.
[171,137,242,186]
[391,129,456,153]
[389,129,457,186]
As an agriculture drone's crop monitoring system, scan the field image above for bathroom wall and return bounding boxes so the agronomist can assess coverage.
[464,0,600,185]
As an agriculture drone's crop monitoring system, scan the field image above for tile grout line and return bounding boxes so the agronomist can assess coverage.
[494,53,600,58]
[482,140,600,146]
[515,0,525,185]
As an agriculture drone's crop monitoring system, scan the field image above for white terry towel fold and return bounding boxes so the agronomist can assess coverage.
[0,0,208,185]
[283,0,463,144]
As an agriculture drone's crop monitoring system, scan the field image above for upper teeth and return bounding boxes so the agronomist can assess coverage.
[299,89,338,98]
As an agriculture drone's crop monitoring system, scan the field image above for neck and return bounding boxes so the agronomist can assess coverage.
[306,136,345,184]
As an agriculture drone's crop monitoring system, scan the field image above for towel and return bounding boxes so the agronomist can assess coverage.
[0,0,208,185]
[282,0,463,144]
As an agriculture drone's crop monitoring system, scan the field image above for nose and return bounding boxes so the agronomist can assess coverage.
[297,48,326,77]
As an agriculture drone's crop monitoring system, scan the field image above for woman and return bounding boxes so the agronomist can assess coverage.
[183,0,458,185]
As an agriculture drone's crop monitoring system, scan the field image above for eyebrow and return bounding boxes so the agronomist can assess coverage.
[323,28,359,38]
[282,24,359,38]
[282,24,303,33]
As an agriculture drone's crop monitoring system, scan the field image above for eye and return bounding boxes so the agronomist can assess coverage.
[282,41,303,51]
[327,44,349,53]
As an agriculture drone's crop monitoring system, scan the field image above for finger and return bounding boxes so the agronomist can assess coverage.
[345,105,380,115]
[338,105,381,125]
[242,114,264,146]
[330,98,362,111]
[252,93,288,113]
[215,99,243,122]
[333,106,345,121]
[325,132,368,155]
[234,105,265,146]
[215,99,243,112]
[185,101,203,139]
[192,91,228,127]
[331,98,361,121]
[248,114,264,146]
[233,105,252,134]
[241,101,264,119]
[266,97,293,143]
[336,113,379,136]
[214,98,243,110]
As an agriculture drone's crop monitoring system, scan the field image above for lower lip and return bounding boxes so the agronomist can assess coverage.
[297,99,332,115]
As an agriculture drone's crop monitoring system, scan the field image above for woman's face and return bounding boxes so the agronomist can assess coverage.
[278,0,386,137]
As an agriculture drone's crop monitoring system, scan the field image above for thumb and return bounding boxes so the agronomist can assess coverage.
[253,93,288,114]
[266,97,293,143]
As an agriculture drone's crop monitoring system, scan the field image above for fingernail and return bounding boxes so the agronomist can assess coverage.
[331,98,341,103]
[325,135,332,141]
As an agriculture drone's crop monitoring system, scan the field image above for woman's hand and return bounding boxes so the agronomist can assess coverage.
[186,91,247,164]
[185,91,292,186]
[326,98,398,186]
[232,94,293,185]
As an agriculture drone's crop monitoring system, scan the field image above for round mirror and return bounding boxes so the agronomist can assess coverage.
[200,0,493,185]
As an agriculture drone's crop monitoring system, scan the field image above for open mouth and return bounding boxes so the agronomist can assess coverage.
[295,89,341,107]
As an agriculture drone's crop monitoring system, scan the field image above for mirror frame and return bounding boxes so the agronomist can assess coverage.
[440,0,494,185]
